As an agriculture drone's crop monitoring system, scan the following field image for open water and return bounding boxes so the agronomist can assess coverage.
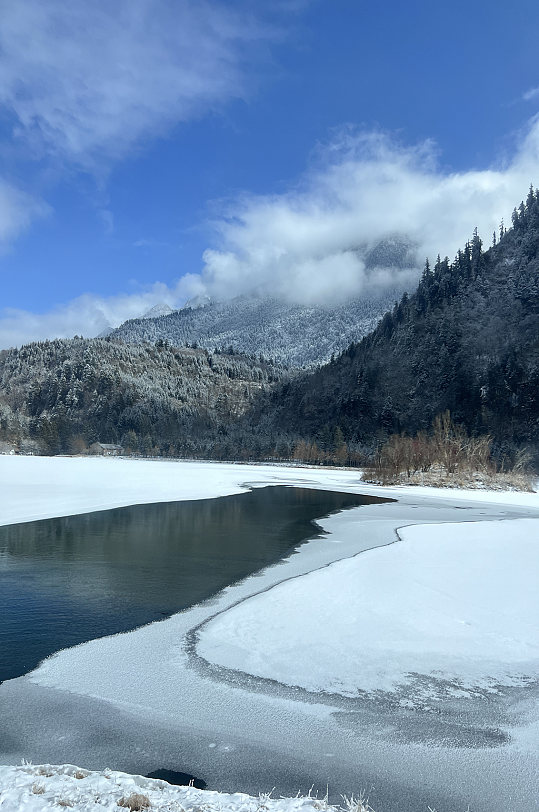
[0,486,386,682]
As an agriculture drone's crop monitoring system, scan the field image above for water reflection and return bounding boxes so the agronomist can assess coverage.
[0,486,389,681]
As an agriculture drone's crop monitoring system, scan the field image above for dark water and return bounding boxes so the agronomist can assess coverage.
[0,486,387,682]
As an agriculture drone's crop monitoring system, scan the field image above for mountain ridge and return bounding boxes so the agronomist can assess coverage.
[108,289,405,367]
[107,235,419,366]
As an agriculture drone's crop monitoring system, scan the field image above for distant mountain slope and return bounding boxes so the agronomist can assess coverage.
[141,303,174,319]
[108,235,419,367]
[256,189,539,461]
[109,290,404,367]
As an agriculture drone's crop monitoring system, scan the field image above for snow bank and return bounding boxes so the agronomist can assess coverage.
[1,455,538,529]
[0,456,362,527]
[0,763,367,812]
[377,481,539,508]
[197,519,539,696]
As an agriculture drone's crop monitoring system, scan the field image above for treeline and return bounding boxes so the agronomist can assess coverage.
[253,186,539,469]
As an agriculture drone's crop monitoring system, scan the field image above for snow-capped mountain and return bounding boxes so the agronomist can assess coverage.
[141,303,175,319]
[109,288,405,367]
[108,236,418,366]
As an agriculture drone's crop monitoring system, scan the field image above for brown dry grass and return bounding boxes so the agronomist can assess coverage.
[117,793,151,811]
[364,411,535,491]
[363,465,534,491]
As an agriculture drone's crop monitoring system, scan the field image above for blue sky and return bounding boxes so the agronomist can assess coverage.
[1,0,539,346]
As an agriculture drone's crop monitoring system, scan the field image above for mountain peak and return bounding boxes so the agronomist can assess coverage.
[182,294,212,311]
[142,303,175,319]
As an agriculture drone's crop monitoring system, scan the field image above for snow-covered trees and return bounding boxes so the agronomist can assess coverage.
[0,338,287,457]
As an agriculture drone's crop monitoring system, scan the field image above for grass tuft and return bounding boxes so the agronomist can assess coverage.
[117,792,151,811]
[341,793,374,812]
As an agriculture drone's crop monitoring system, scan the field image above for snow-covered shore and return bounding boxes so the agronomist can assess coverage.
[1,454,538,528]
[1,455,538,812]
[0,763,366,812]
[0,455,365,526]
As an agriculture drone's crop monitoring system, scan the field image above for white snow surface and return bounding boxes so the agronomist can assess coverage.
[0,456,365,526]
[197,519,539,695]
[0,455,537,528]
[1,456,538,811]
[0,763,353,812]
[2,456,538,700]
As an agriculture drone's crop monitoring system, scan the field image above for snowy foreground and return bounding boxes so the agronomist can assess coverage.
[0,763,363,812]
[1,456,539,812]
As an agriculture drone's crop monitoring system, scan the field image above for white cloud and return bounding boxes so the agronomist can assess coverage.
[0,1,278,252]
[0,0,268,166]
[2,119,539,348]
[523,86,539,102]
[0,275,205,349]
[196,121,539,304]
[0,180,49,247]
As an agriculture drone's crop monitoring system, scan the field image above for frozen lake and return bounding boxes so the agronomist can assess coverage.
[0,457,538,812]
[0,486,383,681]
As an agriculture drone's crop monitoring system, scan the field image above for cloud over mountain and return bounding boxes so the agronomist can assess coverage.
[199,122,539,304]
[0,280,201,350]
[1,119,539,348]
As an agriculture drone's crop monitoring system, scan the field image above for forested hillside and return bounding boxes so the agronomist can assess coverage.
[254,187,539,466]
[0,339,286,457]
[1,192,538,468]
[109,290,402,368]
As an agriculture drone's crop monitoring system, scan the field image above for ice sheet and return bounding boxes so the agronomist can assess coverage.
[197,519,539,695]
[1,456,539,811]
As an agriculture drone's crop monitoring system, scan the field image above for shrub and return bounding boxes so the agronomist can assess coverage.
[364,411,534,489]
